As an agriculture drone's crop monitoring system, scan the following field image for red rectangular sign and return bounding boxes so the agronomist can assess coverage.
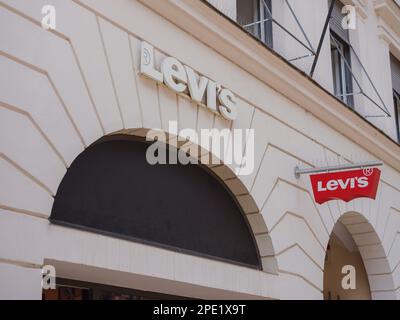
[310,168,381,204]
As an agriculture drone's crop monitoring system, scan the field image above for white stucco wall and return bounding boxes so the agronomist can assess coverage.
[0,0,400,300]
[270,0,334,91]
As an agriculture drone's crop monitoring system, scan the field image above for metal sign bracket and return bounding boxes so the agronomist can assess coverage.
[294,161,383,179]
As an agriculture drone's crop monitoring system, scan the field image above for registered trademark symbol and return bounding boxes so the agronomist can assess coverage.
[363,168,374,176]
[143,48,151,66]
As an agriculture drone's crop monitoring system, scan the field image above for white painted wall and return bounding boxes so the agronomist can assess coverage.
[270,0,333,88]
[0,0,399,300]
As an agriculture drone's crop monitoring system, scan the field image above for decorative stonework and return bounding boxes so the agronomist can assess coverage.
[374,0,400,57]
[374,0,400,36]
[342,0,368,19]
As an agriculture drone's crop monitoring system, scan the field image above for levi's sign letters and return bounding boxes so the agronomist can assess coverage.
[140,41,237,121]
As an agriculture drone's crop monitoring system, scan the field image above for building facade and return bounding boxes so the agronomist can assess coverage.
[1,0,400,299]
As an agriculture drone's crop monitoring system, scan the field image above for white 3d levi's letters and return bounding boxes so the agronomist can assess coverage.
[140,41,237,121]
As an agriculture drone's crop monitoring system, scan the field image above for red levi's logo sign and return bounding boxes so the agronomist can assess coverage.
[310,168,381,204]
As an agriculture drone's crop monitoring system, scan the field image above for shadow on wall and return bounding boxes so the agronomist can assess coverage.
[324,229,371,300]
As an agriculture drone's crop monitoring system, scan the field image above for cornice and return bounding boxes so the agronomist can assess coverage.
[137,0,400,171]
[377,18,400,58]
[374,0,400,37]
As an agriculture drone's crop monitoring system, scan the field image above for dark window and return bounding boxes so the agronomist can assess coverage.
[329,0,349,42]
[394,91,400,142]
[329,0,354,107]
[50,136,261,269]
[330,33,354,107]
[391,54,400,94]
[237,0,273,48]
[43,278,190,300]
[391,54,400,142]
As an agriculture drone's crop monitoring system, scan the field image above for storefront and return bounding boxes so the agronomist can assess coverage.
[1,0,400,300]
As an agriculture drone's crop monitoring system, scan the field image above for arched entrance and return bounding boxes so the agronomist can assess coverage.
[324,212,396,300]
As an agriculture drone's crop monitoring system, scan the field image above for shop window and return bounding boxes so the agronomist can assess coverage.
[237,0,273,48]
[43,284,91,300]
[43,278,188,300]
[50,135,261,269]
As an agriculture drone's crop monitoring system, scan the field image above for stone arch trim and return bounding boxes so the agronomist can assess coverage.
[110,127,278,274]
[335,211,397,299]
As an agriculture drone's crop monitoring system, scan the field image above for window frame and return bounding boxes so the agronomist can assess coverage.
[237,0,273,48]
[393,90,400,142]
[330,31,354,107]
[258,0,273,47]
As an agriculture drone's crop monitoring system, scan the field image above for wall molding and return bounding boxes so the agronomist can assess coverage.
[375,0,400,37]
[375,0,400,59]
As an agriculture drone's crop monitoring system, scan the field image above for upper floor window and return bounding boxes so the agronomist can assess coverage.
[329,0,354,107]
[393,92,400,142]
[391,54,400,142]
[330,33,354,107]
[237,0,273,48]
